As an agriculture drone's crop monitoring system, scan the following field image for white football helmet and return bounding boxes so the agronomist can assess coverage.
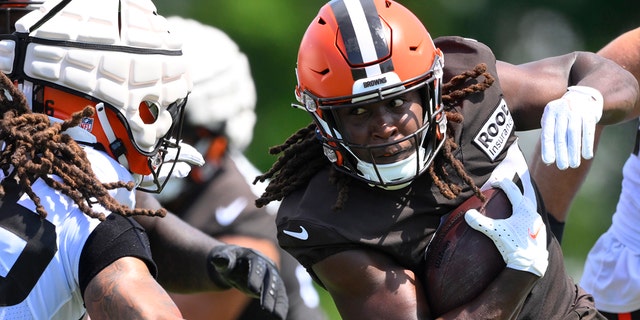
[0,0,192,192]
[167,16,257,152]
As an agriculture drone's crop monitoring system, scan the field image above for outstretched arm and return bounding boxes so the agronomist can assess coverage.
[134,191,223,291]
[133,191,289,320]
[531,27,640,231]
[499,50,639,130]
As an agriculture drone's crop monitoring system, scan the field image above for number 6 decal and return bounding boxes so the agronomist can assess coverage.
[0,197,57,306]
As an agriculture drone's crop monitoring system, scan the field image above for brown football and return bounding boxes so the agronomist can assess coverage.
[424,188,511,316]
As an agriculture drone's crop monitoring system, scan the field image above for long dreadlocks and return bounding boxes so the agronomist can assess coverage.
[255,63,494,210]
[0,72,165,220]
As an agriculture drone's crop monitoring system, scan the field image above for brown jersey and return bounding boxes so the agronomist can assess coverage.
[277,36,598,319]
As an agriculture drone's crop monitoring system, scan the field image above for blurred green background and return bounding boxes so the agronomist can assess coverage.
[154,0,639,318]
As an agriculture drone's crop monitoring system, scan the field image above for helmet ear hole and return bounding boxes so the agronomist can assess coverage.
[139,101,159,124]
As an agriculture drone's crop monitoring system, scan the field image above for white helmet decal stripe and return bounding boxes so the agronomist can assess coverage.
[332,0,389,79]
[343,0,381,76]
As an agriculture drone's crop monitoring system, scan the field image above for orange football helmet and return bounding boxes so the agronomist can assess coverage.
[294,0,446,189]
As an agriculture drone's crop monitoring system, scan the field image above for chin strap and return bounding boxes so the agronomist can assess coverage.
[95,102,129,168]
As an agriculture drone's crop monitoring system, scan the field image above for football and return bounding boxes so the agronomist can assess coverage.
[424,188,511,316]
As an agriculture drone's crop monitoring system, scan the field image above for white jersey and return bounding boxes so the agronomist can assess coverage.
[0,146,136,320]
[580,121,640,313]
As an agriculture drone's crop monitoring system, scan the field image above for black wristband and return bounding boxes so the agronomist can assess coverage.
[547,213,565,244]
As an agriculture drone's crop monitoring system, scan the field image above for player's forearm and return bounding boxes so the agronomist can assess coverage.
[135,212,227,292]
[134,192,227,292]
[570,52,639,124]
[441,269,536,320]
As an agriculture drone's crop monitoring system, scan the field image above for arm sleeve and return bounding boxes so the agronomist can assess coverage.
[78,213,157,298]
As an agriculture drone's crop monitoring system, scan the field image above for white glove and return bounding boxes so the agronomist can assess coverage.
[464,179,549,277]
[138,140,205,188]
[540,86,603,170]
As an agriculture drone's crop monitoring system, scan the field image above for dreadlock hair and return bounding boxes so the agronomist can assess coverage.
[0,72,166,221]
[255,63,495,210]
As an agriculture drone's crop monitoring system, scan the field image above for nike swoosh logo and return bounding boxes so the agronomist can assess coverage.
[283,226,309,240]
[528,223,543,240]
[215,197,248,226]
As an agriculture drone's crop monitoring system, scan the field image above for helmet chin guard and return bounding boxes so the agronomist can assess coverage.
[356,147,426,190]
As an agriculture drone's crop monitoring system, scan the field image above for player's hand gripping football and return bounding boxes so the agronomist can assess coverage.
[207,245,289,320]
[540,85,603,170]
[464,179,549,277]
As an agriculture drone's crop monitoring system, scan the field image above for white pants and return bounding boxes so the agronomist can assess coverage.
[581,230,640,313]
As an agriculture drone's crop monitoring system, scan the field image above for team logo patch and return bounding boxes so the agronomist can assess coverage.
[473,99,514,161]
[79,117,94,132]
